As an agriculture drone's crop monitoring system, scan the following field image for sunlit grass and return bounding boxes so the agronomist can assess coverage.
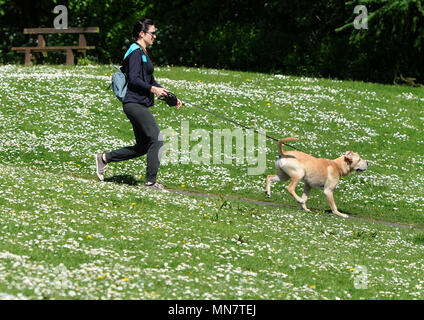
[0,64,423,299]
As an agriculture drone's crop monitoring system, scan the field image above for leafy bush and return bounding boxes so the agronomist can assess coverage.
[1,0,423,83]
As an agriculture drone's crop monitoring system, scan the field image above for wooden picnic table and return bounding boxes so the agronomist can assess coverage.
[12,27,99,65]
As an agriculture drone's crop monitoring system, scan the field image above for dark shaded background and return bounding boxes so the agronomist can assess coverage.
[1,0,423,84]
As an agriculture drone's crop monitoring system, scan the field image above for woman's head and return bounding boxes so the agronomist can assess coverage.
[132,18,156,47]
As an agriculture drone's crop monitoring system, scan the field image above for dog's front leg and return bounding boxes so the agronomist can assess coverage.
[323,188,348,218]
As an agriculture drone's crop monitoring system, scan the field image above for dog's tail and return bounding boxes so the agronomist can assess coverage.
[278,137,299,156]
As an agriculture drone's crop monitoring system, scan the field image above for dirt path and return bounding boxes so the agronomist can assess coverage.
[167,188,420,230]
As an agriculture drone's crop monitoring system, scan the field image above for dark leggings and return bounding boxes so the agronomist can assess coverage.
[105,103,163,183]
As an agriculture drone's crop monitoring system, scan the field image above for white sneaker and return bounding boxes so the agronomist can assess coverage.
[144,182,169,193]
[96,153,107,181]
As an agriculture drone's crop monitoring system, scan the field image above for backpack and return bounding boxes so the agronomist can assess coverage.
[110,44,143,101]
[111,65,127,102]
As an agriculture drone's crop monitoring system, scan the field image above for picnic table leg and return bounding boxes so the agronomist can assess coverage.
[79,34,87,57]
[24,49,32,66]
[37,35,47,58]
[66,49,74,65]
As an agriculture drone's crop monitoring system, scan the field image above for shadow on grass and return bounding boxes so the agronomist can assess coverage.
[104,175,140,186]
[412,233,424,245]
[324,209,355,215]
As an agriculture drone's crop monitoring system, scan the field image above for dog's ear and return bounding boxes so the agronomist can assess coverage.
[344,151,353,163]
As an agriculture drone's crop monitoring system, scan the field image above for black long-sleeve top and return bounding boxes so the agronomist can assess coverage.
[122,47,162,107]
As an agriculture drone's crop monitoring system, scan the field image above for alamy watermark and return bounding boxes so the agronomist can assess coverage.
[159,120,267,175]
[53,5,68,29]
[353,5,368,30]
[352,265,369,289]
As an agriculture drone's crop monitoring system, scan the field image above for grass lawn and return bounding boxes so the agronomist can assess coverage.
[0,64,423,299]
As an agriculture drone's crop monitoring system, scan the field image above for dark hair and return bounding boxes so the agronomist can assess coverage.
[132,18,154,42]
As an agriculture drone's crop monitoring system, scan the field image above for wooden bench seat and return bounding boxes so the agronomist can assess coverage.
[12,27,99,65]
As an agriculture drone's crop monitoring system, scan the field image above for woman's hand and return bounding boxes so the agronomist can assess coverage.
[176,99,182,110]
[151,86,168,98]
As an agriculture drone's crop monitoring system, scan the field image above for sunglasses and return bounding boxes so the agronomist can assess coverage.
[146,31,157,36]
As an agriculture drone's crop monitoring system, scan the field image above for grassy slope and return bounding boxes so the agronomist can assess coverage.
[161,66,424,227]
[0,64,423,299]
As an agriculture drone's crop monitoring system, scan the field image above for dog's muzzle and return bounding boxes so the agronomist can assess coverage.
[355,161,369,172]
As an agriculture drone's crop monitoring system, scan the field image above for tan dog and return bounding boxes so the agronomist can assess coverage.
[265,137,368,218]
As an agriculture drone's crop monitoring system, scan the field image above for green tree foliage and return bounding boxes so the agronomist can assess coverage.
[0,0,148,64]
[1,0,423,84]
[336,0,424,82]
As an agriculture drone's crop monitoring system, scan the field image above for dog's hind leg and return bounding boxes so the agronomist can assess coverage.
[286,174,305,204]
[265,174,280,198]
